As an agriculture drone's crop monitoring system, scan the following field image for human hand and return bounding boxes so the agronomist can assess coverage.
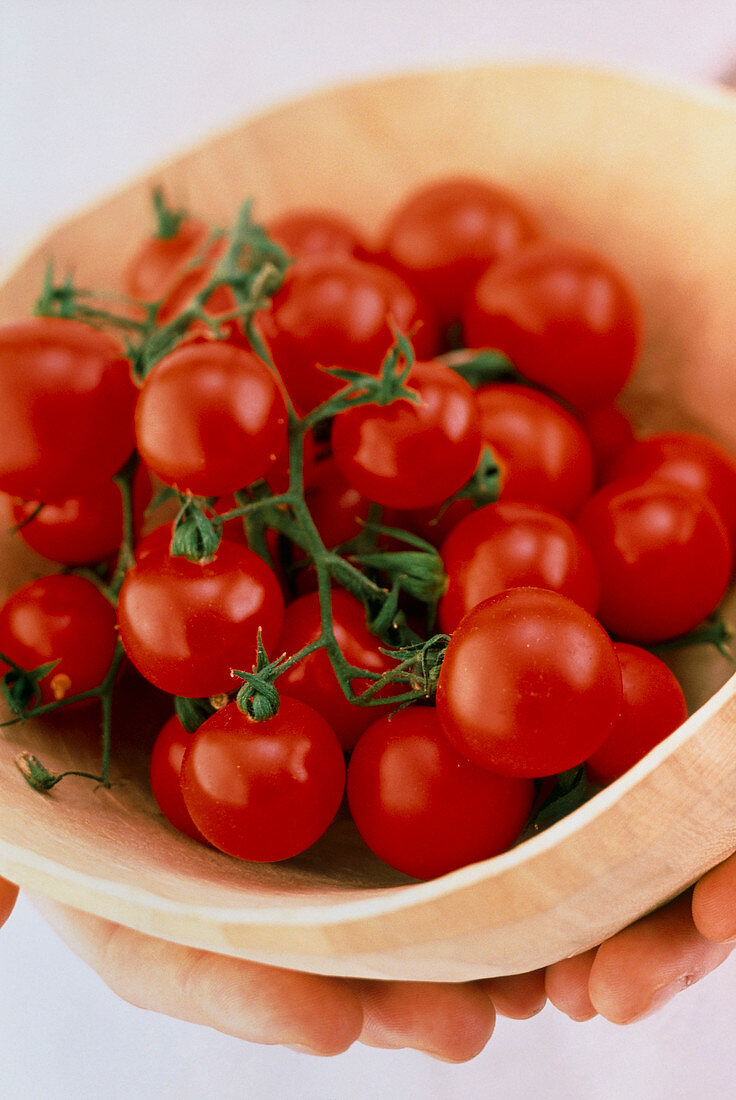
[0,876,18,929]
[540,884,734,1024]
[29,893,497,1061]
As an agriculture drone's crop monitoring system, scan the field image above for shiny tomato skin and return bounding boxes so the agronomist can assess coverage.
[331,359,481,510]
[436,587,623,778]
[347,706,534,879]
[11,463,151,565]
[476,383,595,517]
[117,539,285,698]
[123,215,209,302]
[606,431,736,550]
[180,695,345,862]
[577,479,732,643]
[260,254,439,414]
[380,176,538,327]
[276,589,402,752]
[438,501,600,633]
[463,240,642,411]
[586,643,687,786]
[134,341,288,497]
[149,715,208,842]
[0,318,137,501]
[267,208,366,259]
[0,574,118,706]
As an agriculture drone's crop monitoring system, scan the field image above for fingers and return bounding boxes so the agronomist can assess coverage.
[544,949,597,1021]
[354,978,495,1062]
[30,895,362,1056]
[692,850,736,942]
[0,876,18,929]
[587,891,733,1024]
[479,969,547,1019]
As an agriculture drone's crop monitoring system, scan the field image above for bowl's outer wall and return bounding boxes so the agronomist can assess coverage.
[1,64,736,979]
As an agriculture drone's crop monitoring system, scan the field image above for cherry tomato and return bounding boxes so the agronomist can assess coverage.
[331,359,481,510]
[180,695,345,861]
[117,539,285,698]
[463,240,643,411]
[476,383,595,516]
[10,463,151,565]
[436,587,623,778]
[581,402,635,483]
[154,237,243,342]
[266,208,366,259]
[577,479,732,643]
[606,430,736,550]
[276,589,402,752]
[0,318,137,501]
[123,208,209,302]
[380,176,538,328]
[0,574,118,706]
[585,643,687,786]
[135,341,288,497]
[149,715,208,842]
[438,501,600,633]
[259,254,439,414]
[347,706,534,879]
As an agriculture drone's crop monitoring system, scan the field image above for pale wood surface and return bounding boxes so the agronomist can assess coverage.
[1,64,736,980]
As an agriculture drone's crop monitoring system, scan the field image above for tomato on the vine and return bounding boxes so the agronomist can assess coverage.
[259,254,439,414]
[276,589,403,752]
[0,574,118,706]
[463,240,642,411]
[606,430,736,549]
[117,539,285,698]
[347,706,534,879]
[0,318,137,501]
[585,643,687,786]
[331,359,481,510]
[476,383,595,517]
[380,176,538,328]
[438,501,600,633]
[577,478,732,643]
[122,204,209,303]
[149,715,207,842]
[134,341,288,497]
[180,695,345,862]
[266,208,366,260]
[436,587,623,778]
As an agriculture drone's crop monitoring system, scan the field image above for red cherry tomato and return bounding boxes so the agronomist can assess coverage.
[380,176,538,327]
[123,209,209,302]
[10,463,151,565]
[476,383,595,517]
[180,695,345,861]
[436,587,623,778]
[149,715,208,842]
[463,240,643,411]
[0,574,118,706]
[586,643,687,786]
[438,501,600,633]
[347,706,534,879]
[331,359,481,510]
[260,255,439,414]
[276,589,402,752]
[577,479,732,643]
[581,402,635,483]
[117,540,285,698]
[0,318,137,501]
[606,430,736,550]
[266,208,366,259]
[135,341,288,497]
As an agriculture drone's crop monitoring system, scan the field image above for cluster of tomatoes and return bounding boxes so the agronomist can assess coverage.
[1,177,735,881]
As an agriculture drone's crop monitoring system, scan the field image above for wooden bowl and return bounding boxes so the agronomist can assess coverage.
[1,63,736,982]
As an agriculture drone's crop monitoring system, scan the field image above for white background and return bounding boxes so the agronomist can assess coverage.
[3,3,736,1097]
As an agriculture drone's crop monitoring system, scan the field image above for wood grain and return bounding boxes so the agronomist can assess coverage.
[1,63,736,980]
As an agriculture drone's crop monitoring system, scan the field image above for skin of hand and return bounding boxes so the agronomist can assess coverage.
[0,876,18,929]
